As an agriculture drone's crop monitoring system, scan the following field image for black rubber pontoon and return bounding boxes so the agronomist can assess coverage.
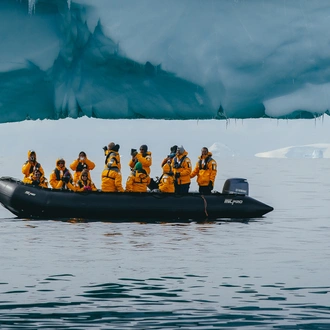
[0,176,273,221]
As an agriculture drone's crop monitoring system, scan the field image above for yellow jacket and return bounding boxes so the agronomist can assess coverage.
[75,172,98,192]
[129,151,152,174]
[70,157,95,183]
[125,170,151,192]
[25,173,49,188]
[191,152,217,187]
[49,159,75,190]
[158,162,175,193]
[105,149,121,169]
[101,167,124,192]
[171,151,192,185]
[22,150,45,183]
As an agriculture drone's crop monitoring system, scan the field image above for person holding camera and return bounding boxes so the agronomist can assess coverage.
[22,150,44,183]
[49,158,75,190]
[171,145,192,194]
[70,151,95,184]
[128,144,152,175]
[190,147,217,194]
[103,142,121,169]
[101,148,124,192]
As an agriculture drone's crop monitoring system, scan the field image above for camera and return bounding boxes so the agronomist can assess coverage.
[29,156,35,161]
[131,148,138,156]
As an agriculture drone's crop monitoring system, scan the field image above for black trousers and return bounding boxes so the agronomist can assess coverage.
[175,183,190,194]
[199,186,212,195]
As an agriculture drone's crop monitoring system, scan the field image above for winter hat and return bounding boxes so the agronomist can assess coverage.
[79,151,86,157]
[108,142,115,150]
[134,162,143,171]
[113,144,120,152]
[177,145,185,154]
[170,145,178,154]
[140,144,148,152]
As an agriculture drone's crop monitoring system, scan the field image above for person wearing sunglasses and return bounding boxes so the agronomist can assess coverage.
[49,158,75,190]
[75,169,98,192]
[26,169,48,188]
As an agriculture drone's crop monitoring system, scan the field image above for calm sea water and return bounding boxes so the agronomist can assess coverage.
[1,158,330,329]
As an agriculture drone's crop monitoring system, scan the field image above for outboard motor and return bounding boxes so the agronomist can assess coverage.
[222,178,249,196]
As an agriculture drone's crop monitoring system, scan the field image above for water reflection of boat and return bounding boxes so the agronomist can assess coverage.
[0,176,273,221]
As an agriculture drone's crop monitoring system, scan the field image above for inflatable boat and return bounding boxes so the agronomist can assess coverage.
[0,176,273,221]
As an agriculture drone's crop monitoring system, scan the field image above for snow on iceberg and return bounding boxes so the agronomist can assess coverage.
[1,0,330,123]
[255,144,330,159]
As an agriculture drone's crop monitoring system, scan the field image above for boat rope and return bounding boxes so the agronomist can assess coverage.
[201,195,208,218]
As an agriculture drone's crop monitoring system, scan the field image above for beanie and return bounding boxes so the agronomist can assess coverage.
[134,162,143,171]
[108,142,115,150]
[177,145,185,154]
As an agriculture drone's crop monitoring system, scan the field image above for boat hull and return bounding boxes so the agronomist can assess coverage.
[0,177,273,221]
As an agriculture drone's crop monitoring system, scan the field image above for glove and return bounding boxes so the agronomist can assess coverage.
[103,146,108,151]
[35,163,40,169]
[62,176,70,183]
[175,172,180,179]
[131,148,137,156]
[208,181,213,190]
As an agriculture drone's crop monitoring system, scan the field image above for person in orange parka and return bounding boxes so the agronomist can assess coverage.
[101,148,124,192]
[75,169,98,192]
[171,145,192,194]
[125,162,150,192]
[25,169,48,188]
[70,151,95,183]
[49,158,75,190]
[190,147,217,194]
[158,161,175,193]
[103,142,121,169]
[22,150,45,183]
[128,144,152,175]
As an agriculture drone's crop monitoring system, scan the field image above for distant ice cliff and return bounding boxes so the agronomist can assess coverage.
[1,0,330,123]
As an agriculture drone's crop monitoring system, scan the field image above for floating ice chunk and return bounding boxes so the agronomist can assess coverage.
[256,144,330,159]
[209,142,236,158]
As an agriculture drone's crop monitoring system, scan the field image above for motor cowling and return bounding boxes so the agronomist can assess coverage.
[222,178,249,196]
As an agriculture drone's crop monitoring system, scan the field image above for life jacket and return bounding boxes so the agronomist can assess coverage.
[54,168,70,181]
[135,169,149,183]
[105,151,120,165]
[173,155,187,169]
[199,156,212,170]
[76,162,88,172]
[103,167,120,179]
[24,161,41,174]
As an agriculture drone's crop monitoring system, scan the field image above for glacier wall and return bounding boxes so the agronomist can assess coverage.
[1,0,330,123]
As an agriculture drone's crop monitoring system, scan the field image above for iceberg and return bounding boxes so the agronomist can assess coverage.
[1,0,330,123]
[255,144,330,159]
